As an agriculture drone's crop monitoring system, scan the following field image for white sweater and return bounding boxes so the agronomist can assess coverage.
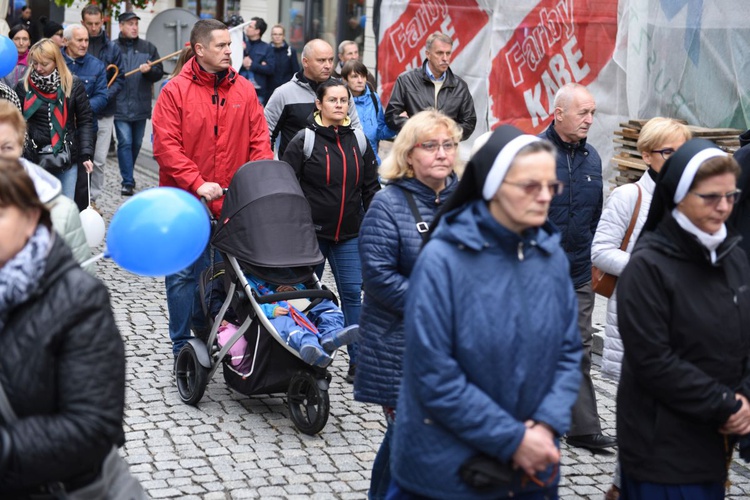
[591,172,656,379]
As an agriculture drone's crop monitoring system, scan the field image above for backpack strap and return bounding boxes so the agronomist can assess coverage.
[303,127,315,160]
[367,83,378,110]
[304,127,366,160]
[353,128,367,157]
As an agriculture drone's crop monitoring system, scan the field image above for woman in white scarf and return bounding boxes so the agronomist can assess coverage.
[616,139,750,499]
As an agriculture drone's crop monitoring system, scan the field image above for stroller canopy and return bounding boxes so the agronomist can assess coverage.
[212,160,324,272]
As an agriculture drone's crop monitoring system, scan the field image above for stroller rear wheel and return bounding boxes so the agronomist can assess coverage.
[287,370,330,435]
[175,343,209,405]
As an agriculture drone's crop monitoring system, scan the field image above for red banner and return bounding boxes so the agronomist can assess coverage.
[489,0,617,133]
[377,0,489,104]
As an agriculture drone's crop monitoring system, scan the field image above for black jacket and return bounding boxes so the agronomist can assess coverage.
[0,234,125,494]
[282,116,380,241]
[385,61,476,140]
[16,76,95,165]
[115,36,163,121]
[616,213,750,484]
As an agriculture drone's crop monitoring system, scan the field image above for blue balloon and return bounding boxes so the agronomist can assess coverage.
[0,36,16,80]
[107,187,211,277]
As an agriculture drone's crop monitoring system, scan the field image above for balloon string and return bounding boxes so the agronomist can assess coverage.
[81,252,106,268]
[87,172,91,207]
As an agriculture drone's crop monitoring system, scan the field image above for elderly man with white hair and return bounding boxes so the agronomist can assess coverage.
[62,22,108,211]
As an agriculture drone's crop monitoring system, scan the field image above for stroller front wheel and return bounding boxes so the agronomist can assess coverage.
[175,343,209,405]
[287,370,330,435]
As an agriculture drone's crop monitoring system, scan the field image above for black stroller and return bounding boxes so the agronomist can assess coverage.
[174,160,339,435]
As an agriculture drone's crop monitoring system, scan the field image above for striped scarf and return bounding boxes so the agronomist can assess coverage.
[24,70,67,154]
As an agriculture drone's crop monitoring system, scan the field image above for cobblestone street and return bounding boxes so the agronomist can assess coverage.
[88,159,750,499]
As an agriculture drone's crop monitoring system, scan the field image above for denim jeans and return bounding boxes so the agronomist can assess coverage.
[114,119,147,188]
[165,245,220,356]
[315,237,362,365]
[54,164,78,200]
[370,409,395,500]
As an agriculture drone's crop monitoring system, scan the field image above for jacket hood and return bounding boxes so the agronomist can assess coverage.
[182,56,239,89]
[433,198,561,255]
[21,158,61,204]
[312,110,352,130]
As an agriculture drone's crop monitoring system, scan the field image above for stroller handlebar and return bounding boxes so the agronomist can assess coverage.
[253,289,337,305]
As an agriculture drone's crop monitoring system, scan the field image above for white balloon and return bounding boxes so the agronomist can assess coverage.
[79,207,106,247]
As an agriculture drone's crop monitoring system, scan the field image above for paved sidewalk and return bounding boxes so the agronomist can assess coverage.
[90,159,750,499]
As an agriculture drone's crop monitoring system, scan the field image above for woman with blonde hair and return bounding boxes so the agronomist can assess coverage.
[15,38,94,200]
[591,117,691,499]
[355,110,462,499]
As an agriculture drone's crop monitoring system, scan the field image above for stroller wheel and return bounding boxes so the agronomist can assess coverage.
[287,370,330,435]
[175,343,208,405]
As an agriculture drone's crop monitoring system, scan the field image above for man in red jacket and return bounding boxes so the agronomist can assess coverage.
[153,18,272,358]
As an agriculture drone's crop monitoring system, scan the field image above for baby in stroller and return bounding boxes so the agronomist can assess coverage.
[207,267,360,368]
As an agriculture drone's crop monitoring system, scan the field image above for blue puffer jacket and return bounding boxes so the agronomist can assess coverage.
[354,174,457,407]
[541,123,603,288]
[62,52,108,118]
[114,36,163,121]
[351,85,396,165]
[391,200,582,499]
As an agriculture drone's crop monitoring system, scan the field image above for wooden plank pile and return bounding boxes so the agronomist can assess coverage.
[610,119,743,189]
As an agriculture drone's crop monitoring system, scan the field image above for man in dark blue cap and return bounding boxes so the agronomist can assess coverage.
[114,11,163,197]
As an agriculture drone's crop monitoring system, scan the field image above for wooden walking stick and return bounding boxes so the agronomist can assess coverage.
[106,64,120,87]
[122,49,183,77]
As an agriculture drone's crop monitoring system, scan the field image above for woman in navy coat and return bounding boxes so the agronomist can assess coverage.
[355,110,461,499]
[388,126,582,499]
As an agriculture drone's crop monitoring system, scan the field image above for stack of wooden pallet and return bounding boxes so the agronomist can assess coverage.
[610,119,743,189]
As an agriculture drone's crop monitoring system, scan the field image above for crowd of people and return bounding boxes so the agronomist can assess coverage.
[1,4,750,500]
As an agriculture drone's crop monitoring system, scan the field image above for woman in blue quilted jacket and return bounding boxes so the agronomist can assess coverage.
[387,126,582,499]
[355,110,461,499]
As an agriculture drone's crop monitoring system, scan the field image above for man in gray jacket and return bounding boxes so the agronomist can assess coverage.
[385,32,476,141]
[264,39,359,157]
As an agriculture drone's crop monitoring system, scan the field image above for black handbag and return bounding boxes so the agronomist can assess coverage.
[459,454,514,490]
[36,142,72,175]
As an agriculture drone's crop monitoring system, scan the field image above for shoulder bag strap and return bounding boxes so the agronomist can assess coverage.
[396,186,429,242]
[620,184,642,251]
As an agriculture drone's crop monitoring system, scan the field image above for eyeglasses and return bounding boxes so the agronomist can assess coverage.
[689,189,741,207]
[323,97,349,105]
[413,141,457,154]
[503,180,565,197]
[651,148,676,160]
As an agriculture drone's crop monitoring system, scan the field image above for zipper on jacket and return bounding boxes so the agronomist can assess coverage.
[334,134,348,242]
[213,78,221,136]
[325,146,330,184]
[517,242,525,261]
[352,146,360,186]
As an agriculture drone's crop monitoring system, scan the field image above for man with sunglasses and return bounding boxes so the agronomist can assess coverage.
[540,82,616,452]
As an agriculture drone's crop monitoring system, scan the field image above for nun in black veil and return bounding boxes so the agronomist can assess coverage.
[616,139,750,499]
[386,126,582,499]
